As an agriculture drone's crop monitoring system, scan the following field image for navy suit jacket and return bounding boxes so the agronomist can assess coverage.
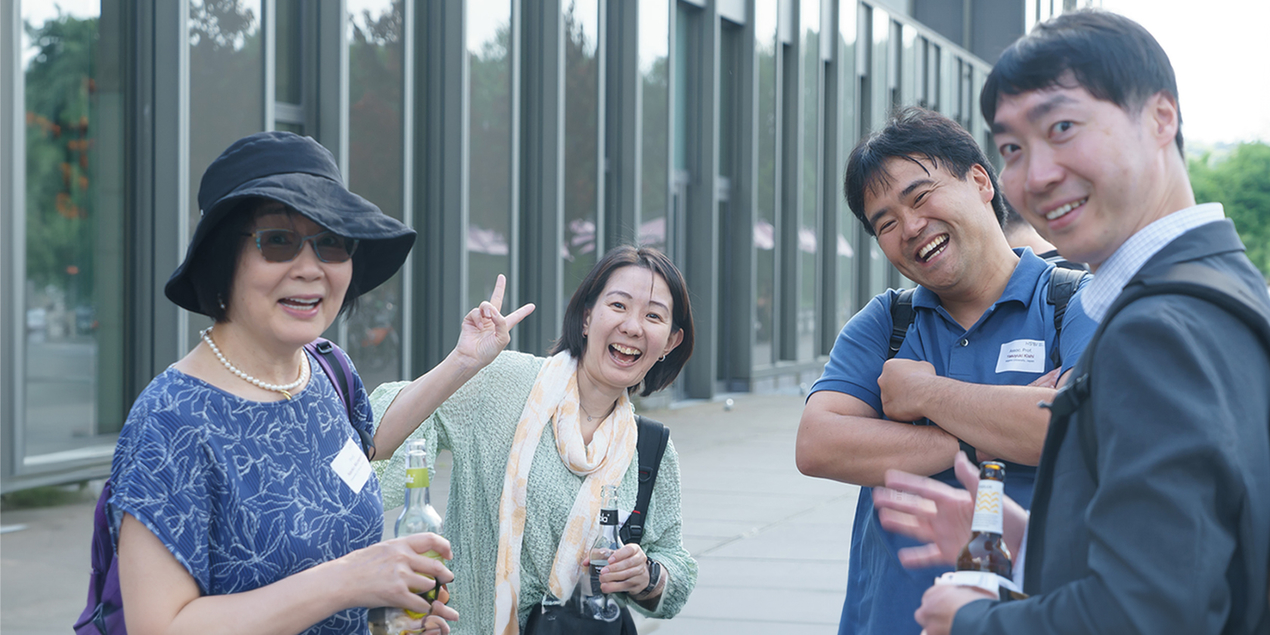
[953,220,1270,634]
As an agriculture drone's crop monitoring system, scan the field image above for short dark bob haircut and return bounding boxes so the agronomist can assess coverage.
[186,197,361,322]
[981,9,1183,155]
[844,106,1006,237]
[550,245,694,397]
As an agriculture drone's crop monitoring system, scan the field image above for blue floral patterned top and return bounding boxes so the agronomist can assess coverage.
[108,351,383,635]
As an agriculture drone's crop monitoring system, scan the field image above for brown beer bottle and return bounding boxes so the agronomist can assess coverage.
[956,461,1012,578]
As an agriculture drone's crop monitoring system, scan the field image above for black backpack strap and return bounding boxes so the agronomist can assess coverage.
[1074,262,1270,484]
[620,415,670,545]
[1046,266,1089,368]
[887,288,918,361]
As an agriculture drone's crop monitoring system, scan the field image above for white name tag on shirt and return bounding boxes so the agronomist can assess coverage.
[996,339,1046,373]
[331,437,371,494]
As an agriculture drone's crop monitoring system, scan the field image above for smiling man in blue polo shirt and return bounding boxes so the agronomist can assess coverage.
[795,107,1095,635]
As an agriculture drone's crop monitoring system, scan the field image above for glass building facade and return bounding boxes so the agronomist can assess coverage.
[2,0,1014,491]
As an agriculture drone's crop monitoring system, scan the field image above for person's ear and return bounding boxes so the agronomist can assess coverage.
[969,163,995,204]
[661,327,684,358]
[1144,91,1180,151]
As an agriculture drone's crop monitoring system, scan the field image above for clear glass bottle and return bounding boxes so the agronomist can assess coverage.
[579,484,622,621]
[369,441,446,634]
[396,441,445,565]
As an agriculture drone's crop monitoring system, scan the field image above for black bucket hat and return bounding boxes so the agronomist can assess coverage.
[164,131,416,315]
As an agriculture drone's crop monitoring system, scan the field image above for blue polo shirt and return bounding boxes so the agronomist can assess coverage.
[810,248,1096,635]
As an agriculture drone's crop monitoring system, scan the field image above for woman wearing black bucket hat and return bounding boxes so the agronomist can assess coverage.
[106,132,456,635]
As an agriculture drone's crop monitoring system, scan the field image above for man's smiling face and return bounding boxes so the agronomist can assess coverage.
[991,80,1179,270]
[865,156,1003,295]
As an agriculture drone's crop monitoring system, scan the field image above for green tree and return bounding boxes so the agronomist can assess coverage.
[1189,142,1270,280]
[24,12,97,297]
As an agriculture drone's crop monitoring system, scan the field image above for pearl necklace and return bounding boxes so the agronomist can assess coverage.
[200,327,308,400]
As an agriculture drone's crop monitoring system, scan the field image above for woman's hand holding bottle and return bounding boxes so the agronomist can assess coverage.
[596,544,652,595]
[333,533,457,620]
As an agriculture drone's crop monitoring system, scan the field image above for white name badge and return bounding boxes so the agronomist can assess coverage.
[996,339,1046,373]
[331,437,372,494]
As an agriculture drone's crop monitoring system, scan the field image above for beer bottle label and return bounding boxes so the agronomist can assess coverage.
[970,479,1005,534]
[406,467,429,489]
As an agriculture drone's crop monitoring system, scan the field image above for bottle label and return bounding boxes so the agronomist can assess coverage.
[589,561,605,595]
[406,467,429,488]
[599,509,617,525]
[970,479,1005,534]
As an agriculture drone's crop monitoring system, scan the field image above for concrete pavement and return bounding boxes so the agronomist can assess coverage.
[0,392,861,634]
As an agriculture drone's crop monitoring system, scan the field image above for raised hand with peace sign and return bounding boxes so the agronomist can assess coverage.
[372,274,534,458]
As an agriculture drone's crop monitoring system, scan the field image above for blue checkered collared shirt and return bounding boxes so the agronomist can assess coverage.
[1080,203,1225,323]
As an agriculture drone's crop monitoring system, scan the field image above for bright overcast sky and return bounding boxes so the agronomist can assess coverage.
[1098,0,1270,146]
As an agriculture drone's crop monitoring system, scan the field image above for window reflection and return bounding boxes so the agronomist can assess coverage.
[754,0,777,367]
[467,0,514,309]
[837,0,859,329]
[346,0,405,390]
[275,0,303,105]
[669,3,696,268]
[564,0,600,297]
[639,0,669,250]
[21,0,128,462]
[800,0,820,361]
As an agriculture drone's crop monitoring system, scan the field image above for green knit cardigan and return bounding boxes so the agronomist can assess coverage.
[371,351,697,634]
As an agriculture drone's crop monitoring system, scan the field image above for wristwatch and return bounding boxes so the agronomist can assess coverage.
[638,558,662,597]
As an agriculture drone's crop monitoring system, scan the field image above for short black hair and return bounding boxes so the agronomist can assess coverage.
[981,9,1183,155]
[550,245,694,397]
[187,198,361,322]
[844,107,1006,237]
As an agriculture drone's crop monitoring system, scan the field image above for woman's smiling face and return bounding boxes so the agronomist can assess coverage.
[224,205,352,350]
[578,265,684,395]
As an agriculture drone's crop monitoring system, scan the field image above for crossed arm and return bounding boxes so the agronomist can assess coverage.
[795,360,1062,487]
[878,359,1064,466]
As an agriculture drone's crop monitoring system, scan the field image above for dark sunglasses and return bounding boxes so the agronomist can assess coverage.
[243,228,359,263]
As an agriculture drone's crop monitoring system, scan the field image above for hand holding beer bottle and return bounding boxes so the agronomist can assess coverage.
[395,441,447,604]
[370,441,451,635]
[874,452,1027,571]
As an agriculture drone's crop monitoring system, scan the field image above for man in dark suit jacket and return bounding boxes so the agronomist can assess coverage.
[872,10,1270,635]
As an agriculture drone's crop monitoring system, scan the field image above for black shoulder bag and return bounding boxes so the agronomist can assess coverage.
[522,416,671,635]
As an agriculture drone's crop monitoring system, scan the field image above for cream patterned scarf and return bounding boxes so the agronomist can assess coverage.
[493,351,638,635]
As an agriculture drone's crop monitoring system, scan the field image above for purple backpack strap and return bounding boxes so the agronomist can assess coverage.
[73,479,125,634]
[305,338,375,459]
